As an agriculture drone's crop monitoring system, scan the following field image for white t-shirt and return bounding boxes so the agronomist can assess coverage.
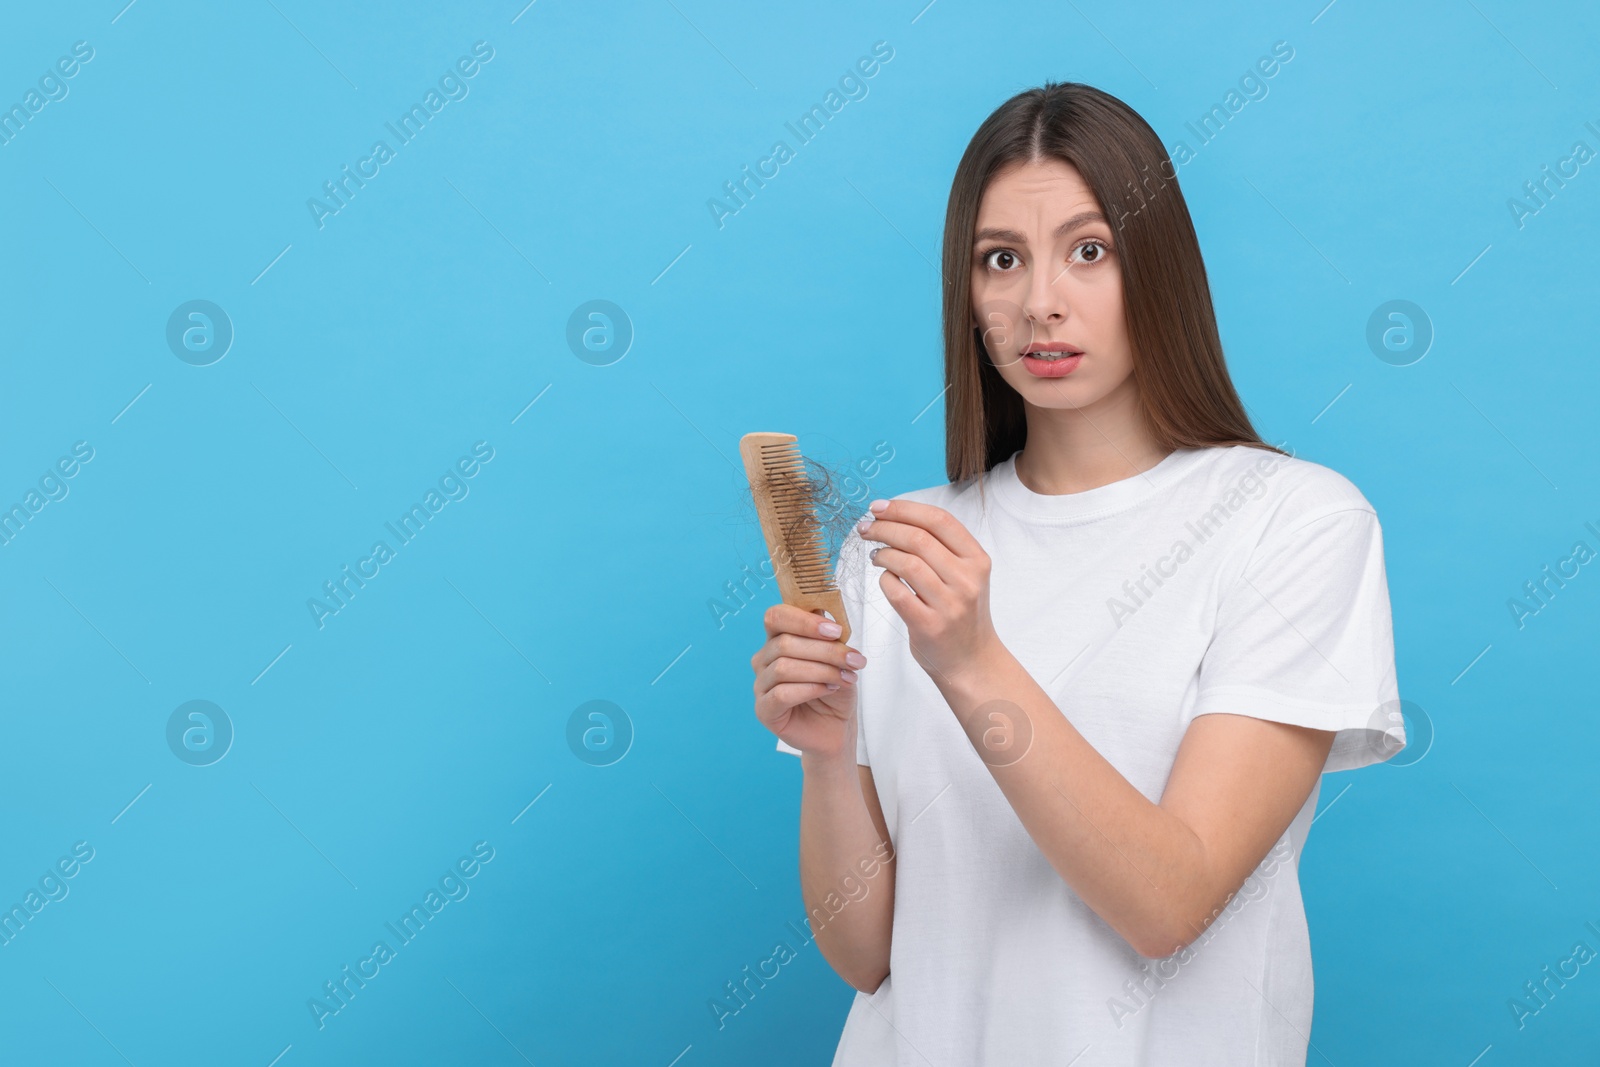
[775,444,1405,1066]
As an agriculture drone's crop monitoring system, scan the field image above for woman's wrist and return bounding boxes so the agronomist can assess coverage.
[932,634,1015,711]
[801,746,862,783]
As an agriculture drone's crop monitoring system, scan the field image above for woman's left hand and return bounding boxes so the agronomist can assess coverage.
[858,498,1001,687]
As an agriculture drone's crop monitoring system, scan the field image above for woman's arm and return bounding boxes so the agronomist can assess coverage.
[799,754,896,991]
[859,496,1334,959]
[750,602,895,992]
[936,645,1331,958]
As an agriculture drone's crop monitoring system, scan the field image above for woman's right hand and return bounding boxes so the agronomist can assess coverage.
[751,603,867,763]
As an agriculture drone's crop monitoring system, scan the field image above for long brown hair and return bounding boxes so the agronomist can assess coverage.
[942,81,1284,487]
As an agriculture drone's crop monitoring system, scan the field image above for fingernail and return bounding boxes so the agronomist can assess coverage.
[840,669,858,684]
[826,683,840,690]
[818,620,842,638]
[855,516,873,533]
[869,499,890,514]
[845,651,866,668]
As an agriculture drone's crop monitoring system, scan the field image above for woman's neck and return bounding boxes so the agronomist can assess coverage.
[1017,425,1171,495]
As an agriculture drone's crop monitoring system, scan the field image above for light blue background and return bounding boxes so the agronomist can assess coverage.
[1,1,1597,1064]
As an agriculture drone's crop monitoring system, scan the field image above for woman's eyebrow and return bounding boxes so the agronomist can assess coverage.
[974,211,1106,244]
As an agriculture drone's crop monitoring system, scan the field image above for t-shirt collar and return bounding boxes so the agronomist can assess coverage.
[988,446,1211,524]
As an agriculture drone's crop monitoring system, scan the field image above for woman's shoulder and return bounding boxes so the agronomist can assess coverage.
[1201,444,1380,537]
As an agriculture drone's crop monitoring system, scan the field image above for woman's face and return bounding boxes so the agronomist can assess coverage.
[970,157,1136,413]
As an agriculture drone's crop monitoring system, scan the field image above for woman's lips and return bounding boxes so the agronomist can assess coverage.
[1021,352,1083,378]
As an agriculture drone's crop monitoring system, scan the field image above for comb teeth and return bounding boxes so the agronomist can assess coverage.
[757,440,834,594]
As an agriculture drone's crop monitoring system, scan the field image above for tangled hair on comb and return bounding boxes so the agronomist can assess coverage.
[738,451,873,598]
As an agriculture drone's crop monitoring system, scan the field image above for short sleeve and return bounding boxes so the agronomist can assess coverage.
[775,525,872,766]
[1188,507,1404,773]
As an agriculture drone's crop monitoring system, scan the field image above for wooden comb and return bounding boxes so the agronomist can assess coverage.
[739,431,851,645]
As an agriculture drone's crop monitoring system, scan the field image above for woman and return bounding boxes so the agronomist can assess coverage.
[752,81,1404,1066]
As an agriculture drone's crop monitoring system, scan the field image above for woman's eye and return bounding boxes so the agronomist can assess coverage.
[981,249,1019,272]
[1073,240,1110,264]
